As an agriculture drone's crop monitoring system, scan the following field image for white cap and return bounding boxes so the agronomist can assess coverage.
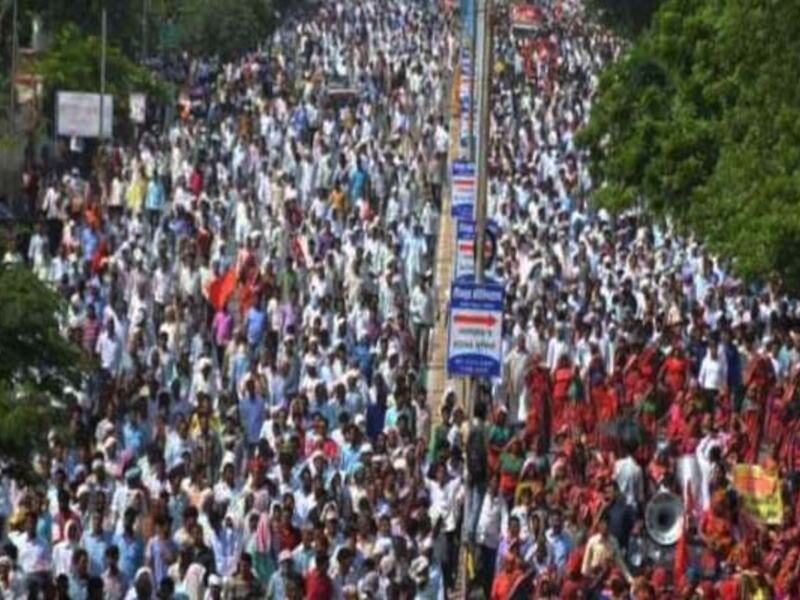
[410,556,429,581]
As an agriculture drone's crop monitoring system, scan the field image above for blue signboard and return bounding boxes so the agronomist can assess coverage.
[451,161,476,220]
[447,282,504,378]
[461,0,476,40]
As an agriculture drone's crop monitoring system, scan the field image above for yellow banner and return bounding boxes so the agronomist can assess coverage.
[732,464,783,525]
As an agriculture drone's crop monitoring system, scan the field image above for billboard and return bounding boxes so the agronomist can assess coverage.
[510,3,542,31]
[129,93,147,124]
[56,92,114,139]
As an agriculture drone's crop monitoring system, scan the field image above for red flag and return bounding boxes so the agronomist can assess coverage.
[674,489,693,590]
[90,238,108,274]
[208,268,236,311]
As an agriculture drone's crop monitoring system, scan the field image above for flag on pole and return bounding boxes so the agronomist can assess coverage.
[673,488,693,590]
[207,268,236,311]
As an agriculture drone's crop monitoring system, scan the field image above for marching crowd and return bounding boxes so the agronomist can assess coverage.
[5,0,454,598]
[4,0,800,598]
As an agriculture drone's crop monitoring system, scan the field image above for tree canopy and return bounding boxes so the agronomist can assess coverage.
[579,0,800,291]
[587,0,662,36]
[0,265,87,467]
[35,23,170,132]
[171,0,282,61]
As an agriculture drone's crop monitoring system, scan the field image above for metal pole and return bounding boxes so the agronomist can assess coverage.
[474,0,491,287]
[9,0,17,135]
[461,4,492,593]
[99,7,107,140]
[142,0,148,62]
[465,0,492,425]
[469,0,478,162]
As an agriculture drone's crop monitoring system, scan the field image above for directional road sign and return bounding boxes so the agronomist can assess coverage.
[447,282,505,378]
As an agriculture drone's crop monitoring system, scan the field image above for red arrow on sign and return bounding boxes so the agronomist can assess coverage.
[458,241,493,254]
[453,313,498,327]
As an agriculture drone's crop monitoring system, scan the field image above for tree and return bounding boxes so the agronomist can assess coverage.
[22,0,145,59]
[0,265,87,466]
[173,0,278,61]
[579,0,800,291]
[35,23,170,134]
[587,0,662,36]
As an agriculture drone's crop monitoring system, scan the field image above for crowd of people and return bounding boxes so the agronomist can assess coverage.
[457,1,800,599]
[4,0,800,598]
[4,0,454,598]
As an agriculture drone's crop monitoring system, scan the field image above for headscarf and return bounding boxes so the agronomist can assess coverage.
[123,567,154,600]
[252,511,276,585]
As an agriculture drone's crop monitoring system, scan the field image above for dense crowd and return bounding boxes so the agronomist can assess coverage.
[4,0,453,598]
[456,1,800,599]
[4,0,800,598]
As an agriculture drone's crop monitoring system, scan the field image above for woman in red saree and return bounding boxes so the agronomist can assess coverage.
[237,267,262,320]
[699,491,735,561]
[742,352,775,463]
[659,345,689,404]
[524,354,551,448]
[584,343,608,438]
[764,384,786,448]
[621,344,641,409]
[551,354,573,434]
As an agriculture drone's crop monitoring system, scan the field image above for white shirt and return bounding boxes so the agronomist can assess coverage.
[613,456,645,508]
[96,330,122,372]
[13,532,51,573]
[698,353,726,391]
[409,285,434,326]
[696,434,722,511]
[476,492,506,549]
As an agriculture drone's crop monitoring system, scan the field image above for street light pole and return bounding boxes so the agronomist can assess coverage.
[99,7,107,140]
[8,0,17,135]
[465,0,492,436]
[462,1,493,592]
[142,0,149,62]
[474,0,491,288]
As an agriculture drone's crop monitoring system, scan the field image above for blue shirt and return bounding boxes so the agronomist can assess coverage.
[81,530,111,577]
[352,343,372,380]
[341,444,362,476]
[246,307,267,346]
[724,343,742,388]
[113,532,144,583]
[348,167,367,203]
[229,351,250,393]
[366,401,386,441]
[123,421,146,457]
[146,180,165,212]
[546,529,573,571]
[80,227,98,260]
[239,395,265,445]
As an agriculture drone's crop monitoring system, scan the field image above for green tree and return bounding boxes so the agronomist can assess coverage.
[587,0,662,36]
[0,265,87,466]
[579,0,800,291]
[35,23,170,133]
[23,0,145,59]
[173,0,279,61]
